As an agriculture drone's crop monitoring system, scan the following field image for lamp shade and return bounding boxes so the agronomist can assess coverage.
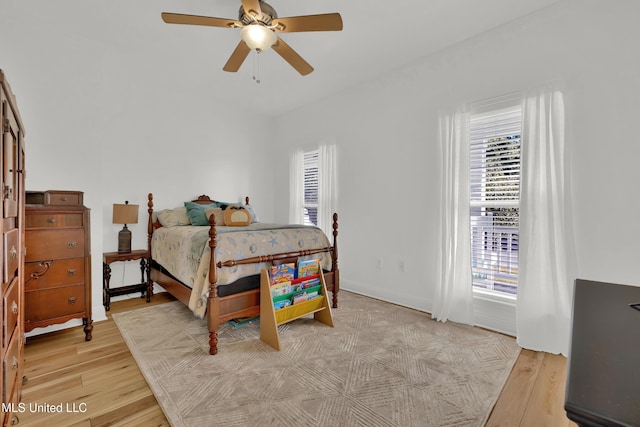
[112,203,139,225]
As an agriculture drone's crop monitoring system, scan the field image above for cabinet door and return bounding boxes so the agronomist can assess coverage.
[1,95,19,220]
[1,93,20,290]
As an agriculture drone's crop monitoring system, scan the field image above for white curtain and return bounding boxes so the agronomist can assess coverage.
[317,143,338,237]
[289,149,304,224]
[433,106,474,325]
[517,87,576,355]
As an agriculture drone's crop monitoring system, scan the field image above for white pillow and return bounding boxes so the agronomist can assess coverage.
[204,207,225,225]
[157,207,191,227]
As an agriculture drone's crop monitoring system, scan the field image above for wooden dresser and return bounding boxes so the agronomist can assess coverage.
[0,70,26,427]
[24,190,92,342]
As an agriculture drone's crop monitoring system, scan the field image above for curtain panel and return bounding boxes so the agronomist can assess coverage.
[317,143,338,238]
[517,86,576,356]
[289,149,304,224]
[433,106,474,325]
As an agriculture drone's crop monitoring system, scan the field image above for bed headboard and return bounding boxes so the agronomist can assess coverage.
[192,195,215,205]
[147,193,251,231]
[190,194,250,206]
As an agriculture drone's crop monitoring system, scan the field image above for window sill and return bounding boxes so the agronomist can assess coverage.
[473,288,516,305]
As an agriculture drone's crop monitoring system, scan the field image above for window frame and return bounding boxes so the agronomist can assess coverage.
[302,149,319,226]
[469,101,522,298]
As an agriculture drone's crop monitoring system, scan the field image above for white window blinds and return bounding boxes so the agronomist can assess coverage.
[303,150,319,226]
[470,100,521,295]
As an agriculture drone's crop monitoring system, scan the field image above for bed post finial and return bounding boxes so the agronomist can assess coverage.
[245,196,250,205]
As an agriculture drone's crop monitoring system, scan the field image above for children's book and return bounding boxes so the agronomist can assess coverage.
[292,291,309,305]
[297,259,320,278]
[270,263,295,284]
[227,316,259,328]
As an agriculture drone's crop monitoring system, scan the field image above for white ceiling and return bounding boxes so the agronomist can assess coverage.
[6,0,564,117]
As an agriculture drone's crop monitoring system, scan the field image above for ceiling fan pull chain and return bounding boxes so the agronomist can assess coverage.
[253,51,261,84]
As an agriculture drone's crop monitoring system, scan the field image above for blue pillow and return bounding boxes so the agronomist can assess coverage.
[184,201,218,226]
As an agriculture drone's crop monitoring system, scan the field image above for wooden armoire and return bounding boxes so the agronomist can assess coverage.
[0,70,26,426]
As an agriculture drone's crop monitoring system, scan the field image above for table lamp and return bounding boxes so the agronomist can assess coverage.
[113,201,139,253]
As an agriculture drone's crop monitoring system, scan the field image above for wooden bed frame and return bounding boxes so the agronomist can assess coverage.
[147,193,340,355]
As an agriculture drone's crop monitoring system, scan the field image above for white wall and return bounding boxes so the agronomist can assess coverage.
[1,2,275,333]
[273,0,640,313]
[3,0,640,335]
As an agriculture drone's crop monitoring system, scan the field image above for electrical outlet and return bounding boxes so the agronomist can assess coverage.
[399,261,406,272]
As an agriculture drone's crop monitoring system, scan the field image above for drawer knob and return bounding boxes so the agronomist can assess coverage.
[69,297,77,304]
[60,197,68,201]
[67,241,77,249]
[10,246,17,259]
[67,269,76,276]
[11,301,18,315]
[48,217,56,224]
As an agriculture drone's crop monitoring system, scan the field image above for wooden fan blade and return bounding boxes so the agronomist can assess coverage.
[241,0,262,18]
[223,41,251,72]
[272,13,343,33]
[272,37,314,76]
[161,12,240,28]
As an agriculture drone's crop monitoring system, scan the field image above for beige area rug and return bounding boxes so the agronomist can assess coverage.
[113,291,520,427]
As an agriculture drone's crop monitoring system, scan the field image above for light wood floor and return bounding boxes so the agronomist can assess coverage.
[19,293,577,427]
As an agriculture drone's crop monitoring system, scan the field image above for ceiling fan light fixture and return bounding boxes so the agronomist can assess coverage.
[241,24,276,52]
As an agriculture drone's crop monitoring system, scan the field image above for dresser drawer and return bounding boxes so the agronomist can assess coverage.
[25,258,85,290]
[47,191,83,206]
[3,277,19,348]
[26,212,84,228]
[3,228,19,285]
[3,332,20,403]
[25,284,86,325]
[26,229,85,261]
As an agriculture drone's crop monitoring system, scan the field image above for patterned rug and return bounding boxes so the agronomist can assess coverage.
[113,291,520,427]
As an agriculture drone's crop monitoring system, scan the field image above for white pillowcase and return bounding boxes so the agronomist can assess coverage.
[156,207,191,227]
[204,207,225,226]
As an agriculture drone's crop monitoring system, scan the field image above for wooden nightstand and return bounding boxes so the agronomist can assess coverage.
[103,249,151,311]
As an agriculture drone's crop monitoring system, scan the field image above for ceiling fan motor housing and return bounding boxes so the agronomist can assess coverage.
[239,1,278,25]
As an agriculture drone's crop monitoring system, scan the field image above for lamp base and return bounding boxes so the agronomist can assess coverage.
[118,225,132,254]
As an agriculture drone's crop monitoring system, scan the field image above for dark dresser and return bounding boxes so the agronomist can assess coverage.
[565,279,640,426]
[24,190,92,341]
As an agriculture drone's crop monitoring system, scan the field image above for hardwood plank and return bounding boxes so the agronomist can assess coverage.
[521,353,577,427]
[89,395,167,427]
[486,349,543,426]
[19,294,174,427]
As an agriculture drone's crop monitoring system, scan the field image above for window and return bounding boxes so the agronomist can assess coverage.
[303,149,319,226]
[290,144,336,234]
[470,105,521,295]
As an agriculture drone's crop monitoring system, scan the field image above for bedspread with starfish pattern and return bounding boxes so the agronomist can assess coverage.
[151,223,332,317]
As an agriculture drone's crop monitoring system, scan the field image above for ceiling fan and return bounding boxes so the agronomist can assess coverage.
[161,0,343,76]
